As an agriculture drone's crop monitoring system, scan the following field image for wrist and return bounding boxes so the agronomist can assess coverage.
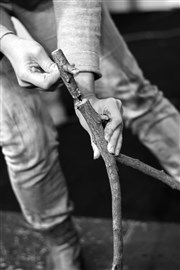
[75,72,95,99]
[0,32,18,56]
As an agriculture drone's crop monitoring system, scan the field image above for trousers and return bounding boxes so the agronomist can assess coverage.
[0,1,180,232]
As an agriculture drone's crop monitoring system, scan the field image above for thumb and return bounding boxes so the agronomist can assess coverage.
[37,51,60,88]
[38,49,58,73]
[24,69,58,90]
[91,140,100,160]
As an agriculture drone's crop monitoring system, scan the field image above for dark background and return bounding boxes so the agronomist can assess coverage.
[1,9,180,222]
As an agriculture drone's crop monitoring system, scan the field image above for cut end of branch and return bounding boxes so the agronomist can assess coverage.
[75,98,88,108]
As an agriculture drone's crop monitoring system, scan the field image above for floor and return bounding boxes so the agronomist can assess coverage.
[1,211,180,270]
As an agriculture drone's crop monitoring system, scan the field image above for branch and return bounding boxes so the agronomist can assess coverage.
[77,99,123,270]
[117,154,180,191]
[52,49,123,270]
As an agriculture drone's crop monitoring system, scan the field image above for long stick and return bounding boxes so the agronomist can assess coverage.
[77,99,123,270]
[52,49,123,270]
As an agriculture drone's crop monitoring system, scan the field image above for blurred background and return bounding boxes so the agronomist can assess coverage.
[0,0,180,223]
[107,0,179,12]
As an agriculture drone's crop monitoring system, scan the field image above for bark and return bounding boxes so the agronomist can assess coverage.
[77,99,123,270]
[117,154,180,191]
[52,49,123,269]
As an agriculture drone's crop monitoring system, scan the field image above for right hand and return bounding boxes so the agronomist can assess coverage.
[75,96,123,159]
[74,72,123,159]
[1,34,78,90]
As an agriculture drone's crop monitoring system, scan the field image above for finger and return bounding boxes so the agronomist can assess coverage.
[104,101,123,142]
[63,63,79,75]
[37,51,60,88]
[114,133,123,156]
[22,71,48,90]
[30,65,63,91]
[17,78,33,88]
[107,126,121,154]
[38,49,58,74]
[109,121,123,156]
[104,116,122,143]
[23,68,59,90]
[42,63,60,89]
[91,141,100,160]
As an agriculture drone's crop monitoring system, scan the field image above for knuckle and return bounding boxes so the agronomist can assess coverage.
[32,44,43,56]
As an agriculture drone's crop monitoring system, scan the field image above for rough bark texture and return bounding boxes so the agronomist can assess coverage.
[52,49,123,270]
[52,49,81,100]
[77,99,123,270]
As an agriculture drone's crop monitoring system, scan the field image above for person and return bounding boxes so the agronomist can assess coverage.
[0,0,179,269]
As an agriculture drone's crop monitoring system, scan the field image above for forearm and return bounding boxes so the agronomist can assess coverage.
[53,0,102,81]
[74,72,95,98]
[0,7,16,51]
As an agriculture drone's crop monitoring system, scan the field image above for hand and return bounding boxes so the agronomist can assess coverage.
[75,96,123,159]
[1,34,78,90]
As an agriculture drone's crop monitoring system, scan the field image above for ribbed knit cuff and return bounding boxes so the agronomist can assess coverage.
[64,51,102,80]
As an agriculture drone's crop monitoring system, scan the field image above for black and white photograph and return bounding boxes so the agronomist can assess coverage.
[0,0,180,269]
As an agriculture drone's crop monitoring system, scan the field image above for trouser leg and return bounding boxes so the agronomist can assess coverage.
[0,57,82,269]
[95,4,180,181]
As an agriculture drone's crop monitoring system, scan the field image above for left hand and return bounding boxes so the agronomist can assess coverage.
[1,35,79,90]
[75,96,123,159]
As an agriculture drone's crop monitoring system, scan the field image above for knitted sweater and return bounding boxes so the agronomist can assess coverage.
[0,0,102,77]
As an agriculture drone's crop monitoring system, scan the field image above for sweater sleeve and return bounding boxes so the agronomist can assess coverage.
[0,7,15,41]
[53,0,102,79]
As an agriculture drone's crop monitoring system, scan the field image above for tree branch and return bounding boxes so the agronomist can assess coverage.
[77,99,123,270]
[117,154,180,191]
[52,49,123,270]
